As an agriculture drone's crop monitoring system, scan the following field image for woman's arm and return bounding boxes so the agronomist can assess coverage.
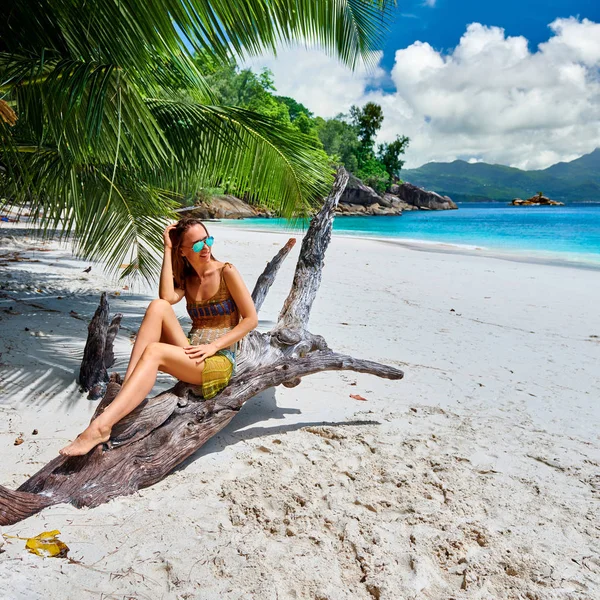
[159,224,186,304]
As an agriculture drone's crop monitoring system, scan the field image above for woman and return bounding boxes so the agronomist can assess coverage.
[59,217,258,456]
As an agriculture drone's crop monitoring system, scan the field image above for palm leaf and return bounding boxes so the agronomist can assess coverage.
[1,1,394,72]
[148,100,333,215]
[1,0,394,281]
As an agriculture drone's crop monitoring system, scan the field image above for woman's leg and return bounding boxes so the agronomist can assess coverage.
[124,299,188,382]
[60,342,206,456]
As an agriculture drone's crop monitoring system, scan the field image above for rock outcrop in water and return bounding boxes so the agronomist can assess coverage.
[338,174,382,207]
[336,176,457,215]
[390,182,458,210]
[511,194,564,206]
[177,176,457,220]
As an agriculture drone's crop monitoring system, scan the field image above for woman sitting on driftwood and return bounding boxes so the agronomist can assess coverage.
[59,217,258,456]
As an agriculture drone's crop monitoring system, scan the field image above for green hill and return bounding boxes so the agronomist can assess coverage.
[400,148,600,203]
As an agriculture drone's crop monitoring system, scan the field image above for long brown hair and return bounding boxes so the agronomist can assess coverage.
[170,217,216,289]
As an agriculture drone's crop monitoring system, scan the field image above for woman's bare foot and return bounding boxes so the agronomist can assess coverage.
[59,423,111,456]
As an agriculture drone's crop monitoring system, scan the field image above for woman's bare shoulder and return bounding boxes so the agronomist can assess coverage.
[221,261,239,277]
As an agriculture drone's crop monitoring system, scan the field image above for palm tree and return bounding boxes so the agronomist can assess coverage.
[0,1,394,279]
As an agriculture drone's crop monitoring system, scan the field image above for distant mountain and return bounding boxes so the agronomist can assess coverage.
[400,148,600,203]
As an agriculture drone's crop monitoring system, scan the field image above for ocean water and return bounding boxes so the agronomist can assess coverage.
[218,202,600,268]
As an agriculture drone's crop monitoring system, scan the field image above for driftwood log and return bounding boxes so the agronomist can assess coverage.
[78,292,122,399]
[0,168,404,526]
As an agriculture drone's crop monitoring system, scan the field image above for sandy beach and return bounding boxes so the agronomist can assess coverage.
[1,222,599,599]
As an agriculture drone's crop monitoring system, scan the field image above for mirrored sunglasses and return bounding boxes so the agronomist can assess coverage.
[192,236,214,253]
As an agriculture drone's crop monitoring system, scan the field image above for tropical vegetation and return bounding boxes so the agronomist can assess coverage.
[401,148,600,203]
[0,0,395,279]
[195,55,410,194]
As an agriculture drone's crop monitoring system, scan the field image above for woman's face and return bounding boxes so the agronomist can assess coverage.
[180,223,211,265]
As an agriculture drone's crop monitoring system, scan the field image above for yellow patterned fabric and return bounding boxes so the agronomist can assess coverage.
[201,351,234,400]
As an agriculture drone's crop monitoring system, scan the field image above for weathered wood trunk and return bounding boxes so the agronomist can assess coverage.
[78,292,122,399]
[0,168,403,526]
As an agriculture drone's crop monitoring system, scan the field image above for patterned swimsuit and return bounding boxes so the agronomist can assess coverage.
[186,263,239,399]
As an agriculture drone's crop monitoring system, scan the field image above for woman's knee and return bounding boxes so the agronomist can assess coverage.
[146,298,172,317]
[141,341,163,361]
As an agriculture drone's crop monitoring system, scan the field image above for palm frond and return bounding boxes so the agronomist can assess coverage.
[1,1,395,73]
[0,147,176,281]
[0,0,393,281]
[148,100,333,215]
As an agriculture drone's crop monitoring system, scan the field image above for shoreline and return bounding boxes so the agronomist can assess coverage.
[215,220,600,272]
[5,207,600,272]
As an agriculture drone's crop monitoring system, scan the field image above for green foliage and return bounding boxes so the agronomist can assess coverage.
[231,69,290,121]
[315,103,409,192]
[350,102,384,154]
[355,157,389,193]
[378,135,410,179]
[194,187,224,206]
[0,0,394,280]
[190,55,325,155]
[316,116,360,172]
[276,96,314,121]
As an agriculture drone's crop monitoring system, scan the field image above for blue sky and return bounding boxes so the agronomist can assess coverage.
[383,0,600,61]
[247,3,600,169]
[376,0,600,90]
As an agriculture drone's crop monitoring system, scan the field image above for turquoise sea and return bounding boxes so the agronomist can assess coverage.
[219,202,600,268]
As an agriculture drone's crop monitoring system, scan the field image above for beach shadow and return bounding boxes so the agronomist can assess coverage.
[0,278,292,412]
[0,292,173,410]
[176,387,380,471]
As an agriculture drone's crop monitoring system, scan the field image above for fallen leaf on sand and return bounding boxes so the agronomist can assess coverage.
[24,531,69,558]
[14,435,24,445]
[350,394,367,401]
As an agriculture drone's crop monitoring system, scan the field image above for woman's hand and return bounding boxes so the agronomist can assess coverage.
[163,224,176,249]
[184,343,219,365]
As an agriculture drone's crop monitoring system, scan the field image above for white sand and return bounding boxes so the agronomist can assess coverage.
[0,222,599,599]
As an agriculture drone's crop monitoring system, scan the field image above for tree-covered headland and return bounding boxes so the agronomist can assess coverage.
[195,53,410,195]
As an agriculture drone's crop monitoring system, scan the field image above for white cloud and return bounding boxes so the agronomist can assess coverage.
[423,0,437,7]
[243,18,600,169]
[243,48,386,119]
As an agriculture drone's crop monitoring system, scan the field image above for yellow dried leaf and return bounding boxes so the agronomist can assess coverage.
[25,530,69,558]
[0,99,17,126]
